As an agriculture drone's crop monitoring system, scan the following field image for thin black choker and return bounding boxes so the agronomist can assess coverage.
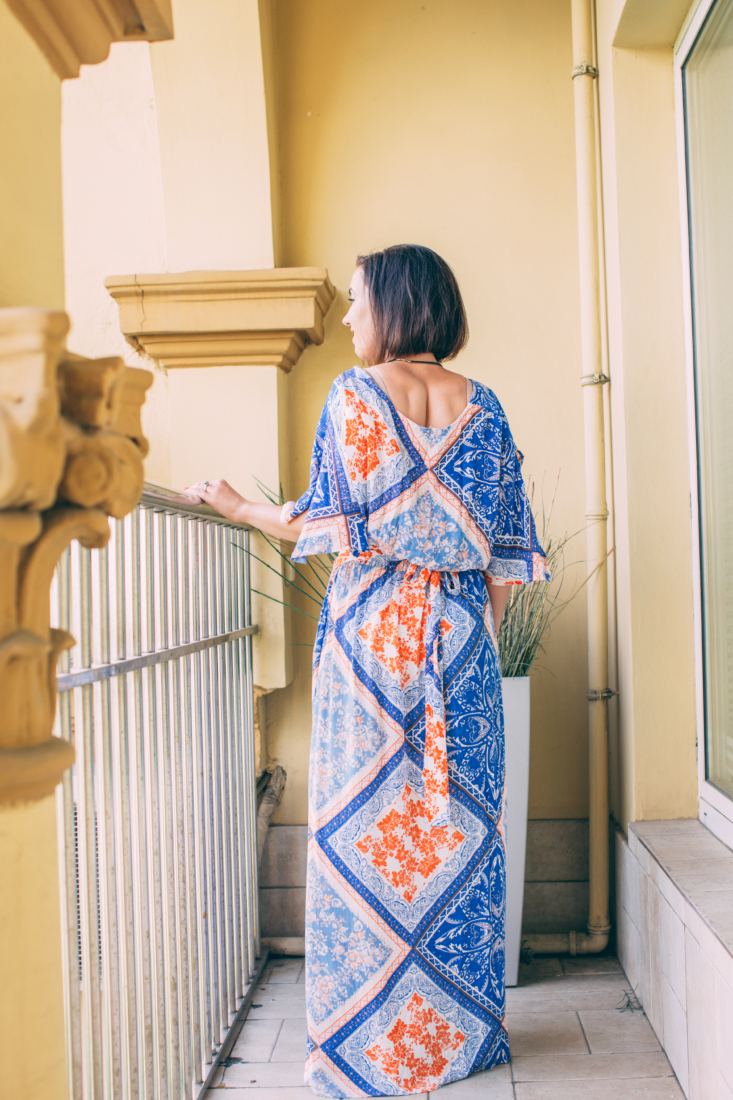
[386,357,443,366]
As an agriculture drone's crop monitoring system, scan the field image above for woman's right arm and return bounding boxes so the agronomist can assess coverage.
[486,580,511,631]
[183,479,307,542]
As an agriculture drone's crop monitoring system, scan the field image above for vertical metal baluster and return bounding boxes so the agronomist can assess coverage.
[93,542,124,1100]
[236,542,251,977]
[189,519,210,1077]
[129,507,154,1100]
[111,516,137,1100]
[213,520,227,1042]
[185,517,204,1084]
[238,526,252,980]
[142,509,166,1096]
[168,513,193,1099]
[226,526,243,1004]
[230,527,249,987]
[204,521,224,1046]
[198,519,219,1065]
[216,524,234,1024]
[152,510,176,1095]
[225,527,243,1001]
[209,523,228,1039]
[243,528,259,966]
[73,540,104,1100]
[177,514,199,1094]
[55,547,84,1099]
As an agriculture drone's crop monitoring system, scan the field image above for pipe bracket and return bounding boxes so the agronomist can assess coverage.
[572,63,599,79]
[586,688,618,702]
[581,372,609,386]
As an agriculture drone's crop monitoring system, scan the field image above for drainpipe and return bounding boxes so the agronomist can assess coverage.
[525,0,611,956]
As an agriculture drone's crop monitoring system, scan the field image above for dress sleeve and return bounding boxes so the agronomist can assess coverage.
[484,412,551,586]
[289,379,370,562]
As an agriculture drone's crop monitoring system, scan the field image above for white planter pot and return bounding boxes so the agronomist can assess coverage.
[502,675,530,987]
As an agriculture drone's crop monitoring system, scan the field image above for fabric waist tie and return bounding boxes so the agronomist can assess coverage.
[332,552,467,829]
[402,562,462,830]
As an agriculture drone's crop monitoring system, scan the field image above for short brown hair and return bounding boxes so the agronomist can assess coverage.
[356,244,468,364]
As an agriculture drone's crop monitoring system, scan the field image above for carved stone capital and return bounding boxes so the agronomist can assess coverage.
[105,268,337,372]
[0,309,68,512]
[0,307,152,804]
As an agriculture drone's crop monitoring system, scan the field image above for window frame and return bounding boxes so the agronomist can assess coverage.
[675,0,733,848]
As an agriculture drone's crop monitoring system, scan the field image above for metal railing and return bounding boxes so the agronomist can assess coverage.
[52,484,260,1100]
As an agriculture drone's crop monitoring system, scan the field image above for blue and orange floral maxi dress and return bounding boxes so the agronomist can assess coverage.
[289,367,549,1097]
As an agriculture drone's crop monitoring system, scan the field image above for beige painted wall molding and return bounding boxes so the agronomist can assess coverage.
[4,0,173,79]
[0,307,152,805]
[613,0,691,48]
[105,268,337,372]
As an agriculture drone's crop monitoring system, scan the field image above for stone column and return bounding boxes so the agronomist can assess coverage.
[106,267,335,693]
[0,306,151,1099]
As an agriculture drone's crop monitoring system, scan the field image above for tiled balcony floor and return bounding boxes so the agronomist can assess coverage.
[205,954,684,1100]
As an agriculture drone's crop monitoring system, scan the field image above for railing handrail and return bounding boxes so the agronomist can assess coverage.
[141,479,253,529]
[56,625,258,691]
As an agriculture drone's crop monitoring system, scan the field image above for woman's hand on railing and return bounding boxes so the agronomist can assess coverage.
[182,478,246,519]
[183,479,307,541]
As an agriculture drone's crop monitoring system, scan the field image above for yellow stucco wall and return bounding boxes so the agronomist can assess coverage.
[0,8,68,1098]
[0,1,64,309]
[596,0,699,827]
[611,47,697,823]
[0,797,68,1096]
[266,0,591,824]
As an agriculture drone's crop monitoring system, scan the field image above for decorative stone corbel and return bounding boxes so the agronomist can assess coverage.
[0,308,152,805]
[105,268,337,371]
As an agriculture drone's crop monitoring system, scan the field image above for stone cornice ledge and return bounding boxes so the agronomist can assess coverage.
[5,0,174,80]
[106,269,337,372]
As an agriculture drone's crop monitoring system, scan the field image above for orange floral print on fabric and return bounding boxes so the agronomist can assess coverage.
[356,783,465,903]
[423,701,449,824]
[357,585,429,689]
[343,389,400,482]
[366,992,466,1092]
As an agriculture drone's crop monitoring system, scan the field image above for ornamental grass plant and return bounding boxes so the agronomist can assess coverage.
[498,473,602,677]
[497,528,573,677]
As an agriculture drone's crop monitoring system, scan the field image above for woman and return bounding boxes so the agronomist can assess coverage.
[186,244,549,1097]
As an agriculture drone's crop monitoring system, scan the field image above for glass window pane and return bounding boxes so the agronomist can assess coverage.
[684,0,733,799]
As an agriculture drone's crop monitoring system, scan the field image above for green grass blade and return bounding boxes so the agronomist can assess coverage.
[251,589,321,621]
[257,530,328,599]
[231,542,323,605]
[253,476,284,505]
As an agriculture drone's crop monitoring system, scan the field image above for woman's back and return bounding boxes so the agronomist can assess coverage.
[367,361,472,430]
[290,368,549,583]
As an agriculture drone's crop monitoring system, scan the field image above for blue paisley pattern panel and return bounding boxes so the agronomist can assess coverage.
[291,369,548,1097]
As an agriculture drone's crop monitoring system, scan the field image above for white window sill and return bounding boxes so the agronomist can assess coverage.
[630,818,733,961]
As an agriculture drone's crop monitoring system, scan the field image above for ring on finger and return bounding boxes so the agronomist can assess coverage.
[204,481,209,491]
